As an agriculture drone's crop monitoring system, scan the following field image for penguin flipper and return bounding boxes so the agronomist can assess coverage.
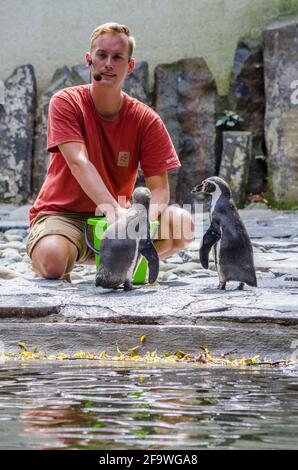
[139,240,159,284]
[199,224,221,269]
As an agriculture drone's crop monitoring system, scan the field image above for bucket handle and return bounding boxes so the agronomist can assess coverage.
[84,222,101,255]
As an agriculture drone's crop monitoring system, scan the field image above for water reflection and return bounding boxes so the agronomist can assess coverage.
[0,362,297,449]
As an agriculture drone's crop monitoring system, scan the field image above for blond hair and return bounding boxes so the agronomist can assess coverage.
[90,22,135,56]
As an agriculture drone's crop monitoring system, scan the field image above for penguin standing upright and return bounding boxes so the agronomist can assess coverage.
[94,187,159,291]
[192,177,257,290]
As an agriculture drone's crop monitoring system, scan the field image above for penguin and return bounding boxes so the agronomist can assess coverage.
[192,176,257,290]
[94,187,159,291]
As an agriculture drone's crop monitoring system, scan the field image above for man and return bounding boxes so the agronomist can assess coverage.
[26,23,194,281]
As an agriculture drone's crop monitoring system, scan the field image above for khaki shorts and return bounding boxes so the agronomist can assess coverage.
[26,212,96,263]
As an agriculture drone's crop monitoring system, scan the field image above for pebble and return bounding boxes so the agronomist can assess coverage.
[159,262,179,272]
[0,204,297,288]
[73,265,86,272]
[1,248,23,262]
[159,271,178,282]
[0,241,26,251]
[173,262,201,275]
[4,228,28,238]
[254,247,267,253]
[9,262,34,274]
[0,266,30,280]
[70,272,84,281]
[3,234,23,242]
[186,242,201,252]
[178,251,193,263]
[188,272,212,278]
[165,256,183,264]
[6,205,31,221]
[83,265,97,275]
[186,253,201,263]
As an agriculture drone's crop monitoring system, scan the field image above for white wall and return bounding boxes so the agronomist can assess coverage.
[1,0,298,96]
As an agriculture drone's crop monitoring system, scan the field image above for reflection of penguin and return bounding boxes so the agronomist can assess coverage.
[95,187,159,290]
[192,177,257,290]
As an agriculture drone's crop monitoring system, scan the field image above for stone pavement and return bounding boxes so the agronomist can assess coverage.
[0,204,298,360]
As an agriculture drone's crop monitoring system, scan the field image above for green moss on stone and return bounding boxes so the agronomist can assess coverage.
[267,173,298,210]
[278,0,298,17]
[268,198,298,210]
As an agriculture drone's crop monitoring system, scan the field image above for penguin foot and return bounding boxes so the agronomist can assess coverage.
[237,282,245,290]
[217,281,226,290]
[124,280,133,291]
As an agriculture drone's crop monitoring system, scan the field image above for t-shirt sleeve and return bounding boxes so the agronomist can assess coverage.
[47,94,85,153]
[139,111,181,177]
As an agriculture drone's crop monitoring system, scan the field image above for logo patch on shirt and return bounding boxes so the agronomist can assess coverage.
[117,151,130,167]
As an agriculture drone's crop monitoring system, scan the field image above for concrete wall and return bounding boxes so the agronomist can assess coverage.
[1,0,298,96]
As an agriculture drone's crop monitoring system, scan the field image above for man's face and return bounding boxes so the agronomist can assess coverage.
[88,33,134,88]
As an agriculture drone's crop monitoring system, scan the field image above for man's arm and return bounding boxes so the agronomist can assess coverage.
[59,141,126,224]
[144,172,170,221]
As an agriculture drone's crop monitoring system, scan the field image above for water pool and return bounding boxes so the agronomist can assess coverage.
[0,362,297,450]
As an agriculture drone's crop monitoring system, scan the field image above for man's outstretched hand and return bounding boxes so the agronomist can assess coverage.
[96,205,128,225]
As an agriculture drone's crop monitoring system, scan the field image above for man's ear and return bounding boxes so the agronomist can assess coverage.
[127,58,135,75]
[85,51,91,67]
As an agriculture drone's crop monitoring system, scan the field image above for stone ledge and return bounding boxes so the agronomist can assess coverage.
[0,275,297,326]
[0,323,297,361]
[0,296,62,318]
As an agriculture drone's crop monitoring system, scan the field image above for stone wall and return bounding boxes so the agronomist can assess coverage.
[1,16,298,208]
[154,58,219,205]
[228,39,266,195]
[1,58,220,206]
[264,17,298,209]
[0,65,36,204]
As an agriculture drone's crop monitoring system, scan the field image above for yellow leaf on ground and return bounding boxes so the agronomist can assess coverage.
[128,346,140,357]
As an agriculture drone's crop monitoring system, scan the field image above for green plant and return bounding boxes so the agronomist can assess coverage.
[216,110,244,128]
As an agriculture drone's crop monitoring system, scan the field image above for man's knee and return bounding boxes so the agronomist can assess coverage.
[31,235,78,279]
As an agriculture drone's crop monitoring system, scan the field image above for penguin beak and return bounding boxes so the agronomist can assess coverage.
[191,183,203,193]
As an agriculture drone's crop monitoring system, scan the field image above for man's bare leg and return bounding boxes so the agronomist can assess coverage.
[154,206,195,260]
[31,235,78,282]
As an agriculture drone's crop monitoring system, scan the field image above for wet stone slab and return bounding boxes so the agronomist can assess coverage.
[0,274,297,326]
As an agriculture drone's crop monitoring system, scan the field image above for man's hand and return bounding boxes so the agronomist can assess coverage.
[101,205,128,225]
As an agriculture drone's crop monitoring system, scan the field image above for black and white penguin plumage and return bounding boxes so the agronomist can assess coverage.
[95,187,159,290]
[192,176,257,290]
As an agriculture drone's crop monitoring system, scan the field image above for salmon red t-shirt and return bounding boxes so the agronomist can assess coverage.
[29,84,180,227]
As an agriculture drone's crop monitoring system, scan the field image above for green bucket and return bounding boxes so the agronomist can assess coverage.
[87,217,159,285]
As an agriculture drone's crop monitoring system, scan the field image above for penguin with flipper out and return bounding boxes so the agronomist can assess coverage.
[94,187,159,291]
[192,176,257,290]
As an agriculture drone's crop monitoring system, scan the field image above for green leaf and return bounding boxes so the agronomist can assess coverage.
[91,421,105,428]
[132,429,150,437]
